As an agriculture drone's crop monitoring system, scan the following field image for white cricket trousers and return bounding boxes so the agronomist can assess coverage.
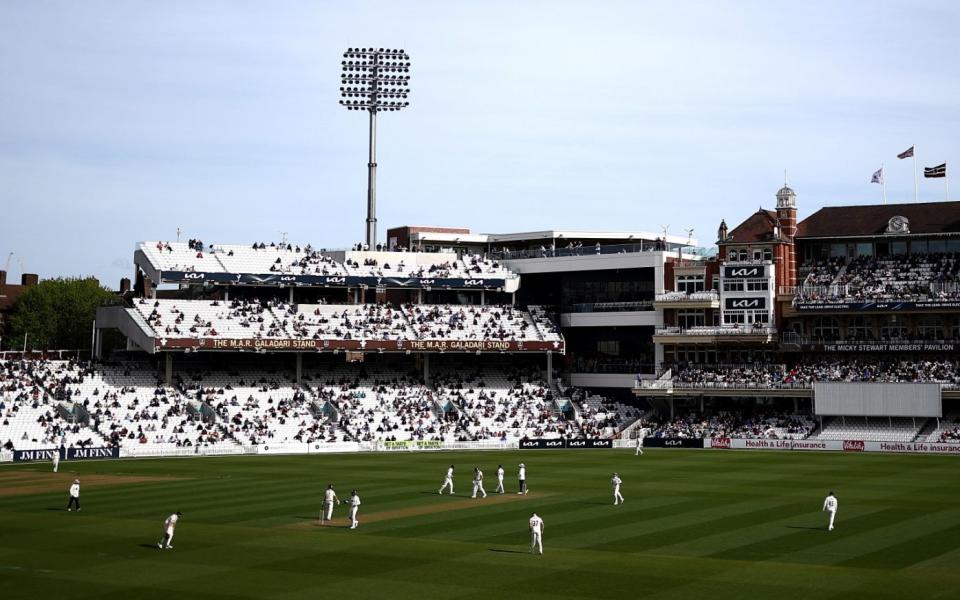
[439,478,453,494]
[828,509,836,530]
[530,532,542,554]
[472,482,486,498]
[614,486,624,504]
[163,526,175,546]
[635,446,643,456]
[349,507,358,528]
[495,477,504,493]
[323,501,335,521]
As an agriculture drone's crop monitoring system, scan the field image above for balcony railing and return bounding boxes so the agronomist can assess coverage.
[655,325,777,336]
[655,291,719,303]
[566,301,654,313]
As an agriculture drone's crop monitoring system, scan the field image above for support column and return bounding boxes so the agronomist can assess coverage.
[289,287,294,304]
[546,352,553,385]
[94,330,103,361]
[793,397,798,413]
[699,396,704,413]
[423,353,431,385]
[296,352,303,385]
[224,290,229,301]
[165,354,173,386]
[480,290,486,306]
[669,396,675,421]
[417,289,423,304]
[511,292,516,306]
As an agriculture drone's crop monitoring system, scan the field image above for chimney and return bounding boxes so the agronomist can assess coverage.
[0,270,6,286]
[119,278,131,293]
[21,273,39,286]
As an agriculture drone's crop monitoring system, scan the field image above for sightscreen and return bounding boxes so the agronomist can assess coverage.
[813,382,941,417]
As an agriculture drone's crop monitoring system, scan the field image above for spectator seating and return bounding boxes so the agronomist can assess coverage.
[815,417,922,442]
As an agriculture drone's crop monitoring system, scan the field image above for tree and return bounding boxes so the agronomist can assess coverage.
[5,278,115,351]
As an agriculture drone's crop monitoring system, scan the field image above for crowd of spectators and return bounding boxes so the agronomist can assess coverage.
[796,253,960,304]
[643,410,814,439]
[672,359,960,388]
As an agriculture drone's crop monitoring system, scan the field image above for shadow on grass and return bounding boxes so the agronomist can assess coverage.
[139,544,161,550]
[786,525,824,531]
[292,516,318,520]
[46,508,66,511]
[488,548,526,554]
[580,501,614,505]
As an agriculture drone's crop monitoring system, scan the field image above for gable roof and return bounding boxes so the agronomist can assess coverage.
[797,201,960,238]
[725,209,778,244]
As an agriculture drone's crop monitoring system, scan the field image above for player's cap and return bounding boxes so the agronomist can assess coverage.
[828,490,834,495]
[176,511,183,516]
[519,463,525,467]
[73,479,79,483]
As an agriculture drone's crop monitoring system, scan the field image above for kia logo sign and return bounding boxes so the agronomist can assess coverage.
[420,279,435,285]
[464,279,484,286]
[664,440,682,447]
[546,440,563,447]
[520,441,537,448]
[568,440,586,447]
[279,276,296,282]
[724,266,762,278]
[843,440,865,452]
[325,277,346,284]
[183,273,205,280]
[724,297,766,310]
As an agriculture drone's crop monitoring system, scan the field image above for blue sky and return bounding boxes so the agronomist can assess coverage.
[1,1,957,286]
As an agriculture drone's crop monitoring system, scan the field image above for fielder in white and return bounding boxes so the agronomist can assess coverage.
[823,491,838,531]
[52,448,60,472]
[612,472,624,505]
[471,467,487,499]
[528,512,544,555]
[348,490,361,529]
[158,511,182,549]
[438,465,455,495]
[518,463,528,495]
[495,465,505,494]
[635,433,645,456]
[320,484,341,524]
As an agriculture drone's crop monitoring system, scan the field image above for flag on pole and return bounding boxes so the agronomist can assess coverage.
[871,168,884,184]
[924,163,947,178]
[897,146,915,159]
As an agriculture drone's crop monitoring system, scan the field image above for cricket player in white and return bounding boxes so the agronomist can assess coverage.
[822,491,838,531]
[321,484,341,524]
[471,467,487,498]
[438,465,455,495]
[348,490,361,529]
[158,511,182,549]
[518,463,528,495]
[635,433,645,456]
[612,472,624,505]
[52,448,60,472]
[529,512,544,555]
[495,464,505,494]
[67,479,80,511]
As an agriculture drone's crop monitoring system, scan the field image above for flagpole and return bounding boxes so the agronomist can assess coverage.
[882,162,887,204]
[913,144,918,202]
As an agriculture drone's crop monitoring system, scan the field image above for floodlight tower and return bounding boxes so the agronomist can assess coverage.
[339,47,411,249]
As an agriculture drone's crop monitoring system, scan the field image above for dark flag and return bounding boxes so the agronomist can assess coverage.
[897,146,915,159]
[924,163,947,178]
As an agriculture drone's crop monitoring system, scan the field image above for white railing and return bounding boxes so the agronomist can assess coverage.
[655,291,719,303]
[655,326,777,336]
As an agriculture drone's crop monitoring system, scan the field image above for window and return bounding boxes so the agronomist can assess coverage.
[677,274,705,294]
[677,310,705,329]
[813,317,841,341]
[917,316,944,340]
[746,279,769,291]
[763,248,772,261]
[846,316,873,340]
[723,280,744,292]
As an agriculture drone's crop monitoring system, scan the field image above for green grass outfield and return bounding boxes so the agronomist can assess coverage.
[2,449,960,600]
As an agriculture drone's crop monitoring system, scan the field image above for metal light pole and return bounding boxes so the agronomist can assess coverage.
[340,47,411,250]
